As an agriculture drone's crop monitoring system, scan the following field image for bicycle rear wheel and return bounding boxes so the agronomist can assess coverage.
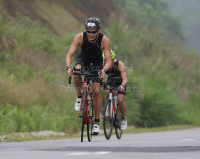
[103,99,113,140]
[115,104,122,139]
[87,96,94,142]
[81,91,86,142]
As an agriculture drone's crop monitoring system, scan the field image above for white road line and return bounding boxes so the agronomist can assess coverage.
[183,139,194,141]
[66,151,111,156]
[95,151,111,155]
[67,152,91,156]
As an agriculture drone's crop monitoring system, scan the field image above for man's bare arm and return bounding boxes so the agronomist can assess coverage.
[101,36,112,72]
[66,33,82,67]
[118,61,128,86]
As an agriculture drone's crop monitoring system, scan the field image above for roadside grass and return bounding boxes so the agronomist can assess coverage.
[0,104,80,135]
[1,134,80,142]
[122,125,196,134]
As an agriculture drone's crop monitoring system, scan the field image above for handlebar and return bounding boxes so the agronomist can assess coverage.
[68,68,102,84]
[102,82,121,92]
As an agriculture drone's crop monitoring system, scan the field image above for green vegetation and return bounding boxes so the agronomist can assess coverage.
[167,0,200,52]
[0,10,81,135]
[112,0,184,42]
[103,21,200,128]
[0,0,200,138]
[113,0,200,52]
[0,104,80,135]
[34,0,83,36]
[123,125,195,134]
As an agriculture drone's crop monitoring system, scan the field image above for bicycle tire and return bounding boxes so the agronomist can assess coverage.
[81,91,87,142]
[115,104,122,139]
[103,99,113,140]
[87,119,93,142]
[87,95,94,142]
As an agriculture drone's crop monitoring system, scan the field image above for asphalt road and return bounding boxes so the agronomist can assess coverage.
[0,127,200,159]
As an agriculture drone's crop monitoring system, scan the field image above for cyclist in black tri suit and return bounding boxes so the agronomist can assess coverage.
[66,17,112,134]
[103,50,128,130]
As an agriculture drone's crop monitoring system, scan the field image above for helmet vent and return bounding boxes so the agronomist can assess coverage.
[87,22,96,27]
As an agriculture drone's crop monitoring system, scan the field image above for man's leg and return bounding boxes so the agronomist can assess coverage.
[117,94,126,121]
[91,82,102,134]
[91,62,103,134]
[117,94,127,130]
[92,82,102,122]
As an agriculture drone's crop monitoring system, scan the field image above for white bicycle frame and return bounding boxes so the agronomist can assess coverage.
[108,91,118,119]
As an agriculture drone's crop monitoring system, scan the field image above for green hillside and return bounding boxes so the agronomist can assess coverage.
[0,0,200,136]
[167,0,200,52]
[112,0,185,42]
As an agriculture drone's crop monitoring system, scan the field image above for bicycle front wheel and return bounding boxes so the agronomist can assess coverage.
[87,96,94,142]
[81,91,87,142]
[115,104,122,139]
[103,99,113,140]
[87,119,93,142]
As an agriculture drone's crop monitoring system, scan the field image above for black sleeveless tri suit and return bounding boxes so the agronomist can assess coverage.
[105,59,126,95]
[75,32,104,83]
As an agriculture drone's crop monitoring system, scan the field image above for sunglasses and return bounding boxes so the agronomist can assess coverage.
[86,31,98,34]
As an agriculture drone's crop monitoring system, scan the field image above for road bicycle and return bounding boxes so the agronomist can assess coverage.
[68,66,100,142]
[103,84,122,140]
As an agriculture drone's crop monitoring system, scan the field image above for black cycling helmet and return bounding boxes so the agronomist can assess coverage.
[85,17,101,30]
